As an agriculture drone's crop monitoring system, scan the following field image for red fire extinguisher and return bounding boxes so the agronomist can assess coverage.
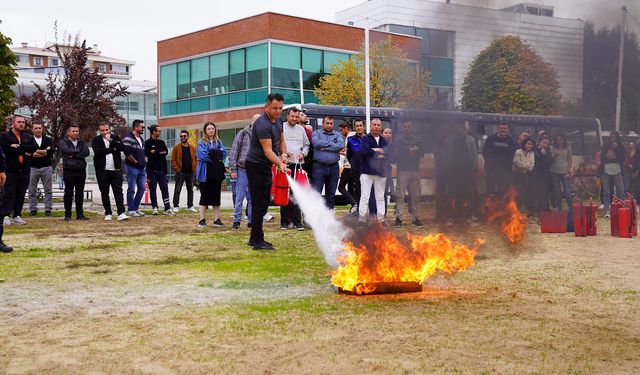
[273,166,291,206]
[586,197,597,236]
[618,204,632,238]
[573,200,587,237]
[293,163,309,188]
[610,198,622,236]
[623,193,637,237]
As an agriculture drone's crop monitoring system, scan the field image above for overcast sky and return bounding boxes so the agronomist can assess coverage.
[1,0,362,82]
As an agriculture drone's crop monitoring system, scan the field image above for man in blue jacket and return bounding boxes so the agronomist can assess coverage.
[123,119,146,217]
[358,118,389,224]
[312,116,344,209]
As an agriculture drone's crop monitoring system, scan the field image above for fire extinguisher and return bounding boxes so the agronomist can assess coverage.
[273,166,291,206]
[143,179,150,204]
[293,163,309,188]
[623,193,637,237]
[586,197,597,236]
[618,203,632,238]
[610,197,622,236]
[572,200,587,237]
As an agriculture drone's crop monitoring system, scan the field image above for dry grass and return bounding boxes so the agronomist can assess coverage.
[0,207,639,374]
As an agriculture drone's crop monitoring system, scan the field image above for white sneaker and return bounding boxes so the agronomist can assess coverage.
[117,213,130,221]
[188,206,197,212]
[3,217,11,225]
[136,210,146,217]
[163,209,176,216]
[173,207,180,212]
[104,214,112,221]
[152,208,159,215]
[12,216,26,225]
[242,215,249,222]
[598,204,605,210]
[128,210,141,217]
[263,213,274,222]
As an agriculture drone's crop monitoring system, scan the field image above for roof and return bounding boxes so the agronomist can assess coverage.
[10,44,135,66]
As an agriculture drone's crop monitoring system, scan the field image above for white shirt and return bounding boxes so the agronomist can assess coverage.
[34,136,43,147]
[103,137,115,171]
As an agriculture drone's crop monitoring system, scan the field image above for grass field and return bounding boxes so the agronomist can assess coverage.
[0,206,639,374]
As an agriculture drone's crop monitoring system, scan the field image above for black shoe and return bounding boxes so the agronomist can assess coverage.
[247,240,272,247]
[29,211,37,216]
[295,223,305,231]
[76,216,89,220]
[213,219,224,227]
[394,218,403,227]
[198,219,207,228]
[0,241,13,253]
[44,211,52,217]
[64,217,71,221]
[232,222,240,230]
[247,222,252,228]
[412,219,424,227]
[253,241,275,250]
[279,224,288,230]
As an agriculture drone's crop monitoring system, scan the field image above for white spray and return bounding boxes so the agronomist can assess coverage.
[286,175,347,268]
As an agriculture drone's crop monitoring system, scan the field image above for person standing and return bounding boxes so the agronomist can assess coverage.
[280,107,309,230]
[0,115,36,225]
[394,121,423,227]
[299,112,314,183]
[171,130,197,212]
[358,118,389,223]
[27,122,54,217]
[347,119,366,213]
[145,125,175,216]
[442,122,479,224]
[550,134,573,211]
[312,116,344,209]
[337,122,358,214]
[531,135,553,214]
[482,122,517,196]
[123,119,147,217]
[0,147,13,253]
[599,132,626,218]
[92,123,129,221]
[512,138,536,213]
[230,114,260,230]
[58,124,89,221]
[195,121,227,228]
[245,93,288,250]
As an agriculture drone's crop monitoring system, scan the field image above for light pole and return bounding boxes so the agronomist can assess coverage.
[142,86,156,138]
[615,6,627,132]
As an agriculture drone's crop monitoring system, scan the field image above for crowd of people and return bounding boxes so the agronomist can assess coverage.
[1,94,639,253]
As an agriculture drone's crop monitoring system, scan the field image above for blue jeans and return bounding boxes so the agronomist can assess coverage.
[126,165,146,211]
[551,173,573,211]
[602,173,625,212]
[233,169,251,224]
[312,163,340,209]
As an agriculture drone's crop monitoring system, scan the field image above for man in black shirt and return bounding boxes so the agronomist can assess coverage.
[145,125,175,216]
[58,124,90,220]
[171,130,197,212]
[482,122,517,196]
[27,122,55,217]
[245,93,288,250]
[92,123,128,221]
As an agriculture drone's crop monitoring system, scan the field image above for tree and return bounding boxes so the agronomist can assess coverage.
[314,38,430,108]
[19,35,128,164]
[461,36,561,115]
[0,20,18,121]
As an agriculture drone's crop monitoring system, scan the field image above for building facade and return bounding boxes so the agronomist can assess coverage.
[336,0,585,107]
[157,12,421,146]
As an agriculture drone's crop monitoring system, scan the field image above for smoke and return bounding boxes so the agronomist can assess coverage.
[286,176,347,268]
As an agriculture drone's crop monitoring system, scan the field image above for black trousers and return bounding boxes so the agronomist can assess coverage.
[3,171,29,218]
[63,169,86,218]
[280,164,302,226]
[96,170,125,215]
[486,167,512,196]
[148,170,170,210]
[246,160,272,244]
[337,167,358,207]
[173,171,194,208]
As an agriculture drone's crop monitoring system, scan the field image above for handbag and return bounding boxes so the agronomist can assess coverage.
[206,145,226,182]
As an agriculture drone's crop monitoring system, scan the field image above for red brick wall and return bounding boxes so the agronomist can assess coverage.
[159,107,264,129]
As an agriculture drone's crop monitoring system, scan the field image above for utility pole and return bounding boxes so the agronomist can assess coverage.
[615,6,626,132]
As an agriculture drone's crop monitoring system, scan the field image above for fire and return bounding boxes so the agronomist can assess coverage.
[485,189,527,245]
[331,227,484,294]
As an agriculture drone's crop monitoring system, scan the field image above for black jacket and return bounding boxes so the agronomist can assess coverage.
[144,138,169,173]
[29,135,55,168]
[59,138,90,171]
[0,130,37,173]
[92,135,124,172]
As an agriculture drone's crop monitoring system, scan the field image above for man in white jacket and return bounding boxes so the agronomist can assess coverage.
[280,107,310,230]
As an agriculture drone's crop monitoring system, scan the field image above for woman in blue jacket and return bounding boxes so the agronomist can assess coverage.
[196,121,227,227]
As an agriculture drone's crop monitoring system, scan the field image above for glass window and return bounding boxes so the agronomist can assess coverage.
[219,129,236,150]
[177,100,190,114]
[274,89,301,105]
[191,57,210,97]
[323,51,350,73]
[161,102,176,116]
[211,95,229,110]
[246,89,269,106]
[229,49,245,92]
[177,61,191,99]
[429,30,453,58]
[246,44,268,89]
[272,44,301,89]
[427,57,453,87]
[191,97,209,112]
[416,28,430,55]
[302,48,322,90]
[229,92,246,107]
[389,24,415,35]
[160,64,177,102]
[210,52,229,95]
[303,91,318,104]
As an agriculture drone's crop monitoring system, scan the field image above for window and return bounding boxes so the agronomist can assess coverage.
[97,63,107,72]
[323,51,349,74]
[48,58,59,67]
[129,101,139,112]
[229,92,246,107]
[210,52,229,95]
[426,57,453,87]
[415,28,430,55]
[191,97,209,112]
[177,61,191,99]
[112,64,128,74]
[229,49,245,92]
[275,89,301,105]
[210,95,229,110]
[33,57,42,66]
[191,56,210,97]
[161,102,177,116]
[389,24,415,35]
[246,89,269,105]
[246,44,268,89]
[177,100,190,114]
[302,48,322,90]
[272,43,301,89]
[429,30,453,58]
[17,54,29,63]
[160,64,177,102]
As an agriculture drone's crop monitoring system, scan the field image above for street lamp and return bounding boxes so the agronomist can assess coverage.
[142,86,156,138]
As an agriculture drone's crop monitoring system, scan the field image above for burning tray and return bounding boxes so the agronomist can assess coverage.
[332,281,422,295]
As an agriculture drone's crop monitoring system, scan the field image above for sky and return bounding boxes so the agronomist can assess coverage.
[0,0,363,82]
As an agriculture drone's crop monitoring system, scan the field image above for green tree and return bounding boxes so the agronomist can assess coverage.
[461,36,561,115]
[314,38,430,108]
[0,20,18,120]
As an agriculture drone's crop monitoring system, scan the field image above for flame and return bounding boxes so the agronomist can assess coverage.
[485,189,527,245]
[331,227,484,294]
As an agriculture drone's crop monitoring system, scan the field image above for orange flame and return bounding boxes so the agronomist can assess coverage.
[485,189,527,245]
[331,227,484,294]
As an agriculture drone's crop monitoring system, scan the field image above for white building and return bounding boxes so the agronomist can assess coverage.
[336,0,584,107]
